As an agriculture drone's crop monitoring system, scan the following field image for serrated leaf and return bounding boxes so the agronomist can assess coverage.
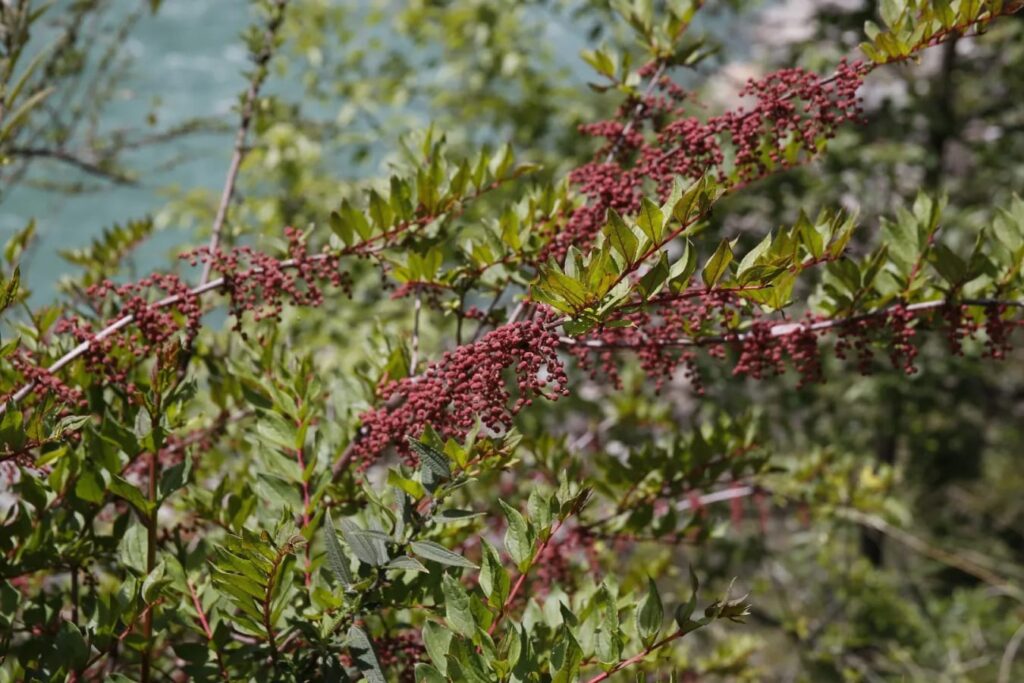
[415,663,447,683]
[605,209,638,263]
[348,626,386,683]
[636,578,664,647]
[422,621,453,674]
[322,514,353,587]
[478,540,510,607]
[442,574,476,638]
[702,239,734,287]
[410,540,478,569]
[339,518,388,567]
[109,475,154,518]
[434,509,485,523]
[636,198,665,243]
[498,500,533,571]
[409,437,451,491]
[119,523,148,574]
[386,555,429,572]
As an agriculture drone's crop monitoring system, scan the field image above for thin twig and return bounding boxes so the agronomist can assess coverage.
[603,62,666,164]
[410,292,422,374]
[838,508,1024,602]
[199,0,289,286]
[187,579,230,681]
[6,146,136,184]
[584,627,689,683]
[999,621,1024,683]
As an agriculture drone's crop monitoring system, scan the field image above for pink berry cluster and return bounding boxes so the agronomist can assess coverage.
[185,227,347,338]
[731,318,823,387]
[54,272,200,386]
[5,349,84,407]
[573,298,1020,391]
[353,311,569,469]
[542,60,865,263]
[569,290,747,394]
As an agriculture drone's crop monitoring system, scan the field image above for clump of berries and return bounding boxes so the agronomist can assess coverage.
[543,59,865,263]
[185,227,347,338]
[353,310,569,469]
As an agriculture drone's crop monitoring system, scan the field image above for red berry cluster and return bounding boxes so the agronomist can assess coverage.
[26,229,346,403]
[373,632,424,681]
[542,60,865,263]
[185,227,346,338]
[574,299,1019,392]
[353,311,569,469]
[569,290,746,394]
[732,318,823,387]
[530,525,598,598]
[55,273,200,386]
[4,349,84,407]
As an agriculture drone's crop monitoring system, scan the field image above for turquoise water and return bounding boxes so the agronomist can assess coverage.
[2,0,251,297]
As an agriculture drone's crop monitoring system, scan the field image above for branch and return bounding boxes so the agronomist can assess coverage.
[558,298,1024,350]
[584,628,689,683]
[6,146,136,185]
[187,579,229,681]
[487,515,571,637]
[199,0,289,286]
[837,508,1024,602]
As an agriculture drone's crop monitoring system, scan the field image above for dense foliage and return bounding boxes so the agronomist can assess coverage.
[2,1,1024,681]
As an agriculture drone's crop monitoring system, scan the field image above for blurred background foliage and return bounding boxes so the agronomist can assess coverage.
[2,0,1023,680]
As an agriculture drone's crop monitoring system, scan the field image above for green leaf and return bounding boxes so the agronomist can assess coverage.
[409,437,451,491]
[257,413,298,452]
[348,626,387,683]
[410,540,478,569]
[702,239,734,287]
[119,523,148,574]
[56,621,89,671]
[528,489,553,534]
[322,513,353,588]
[386,555,429,573]
[414,663,447,683]
[158,458,191,501]
[736,232,773,278]
[594,584,622,664]
[442,574,476,638]
[636,198,665,243]
[434,509,485,524]
[478,540,510,607]
[339,518,389,567]
[498,500,533,572]
[668,240,697,288]
[329,210,353,245]
[387,468,427,500]
[422,621,453,674]
[550,629,583,683]
[637,251,670,299]
[109,475,154,518]
[675,566,700,629]
[0,266,19,312]
[930,243,967,286]
[605,209,639,263]
[636,578,664,647]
